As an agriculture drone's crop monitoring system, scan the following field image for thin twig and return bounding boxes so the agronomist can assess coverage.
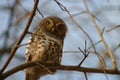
[87,26,105,50]
[78,41,90,66]
[106,25,120,32]
[83,0,117,70]
[0,0,39,74]
[54,0,108,75]
[15,42,31,48]
[36,62,53,74]
[87,40,101,50]
[2,0,18,55]
[84,72,88,80]
[54,0,98,59]
[113,44,120,52]
[14,12,30,26]
[37,8,44,18]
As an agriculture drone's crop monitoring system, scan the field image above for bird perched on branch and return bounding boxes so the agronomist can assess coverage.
[25,16,67,80]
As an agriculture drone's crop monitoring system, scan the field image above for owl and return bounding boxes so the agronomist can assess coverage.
[25,16,67,80]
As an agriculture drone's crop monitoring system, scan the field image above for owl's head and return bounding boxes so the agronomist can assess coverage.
[39,16,67,40]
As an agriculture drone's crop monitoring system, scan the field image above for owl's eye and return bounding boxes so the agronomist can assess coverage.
[45,19,53,27]
[46,20,50,25]
[45,19,54,32]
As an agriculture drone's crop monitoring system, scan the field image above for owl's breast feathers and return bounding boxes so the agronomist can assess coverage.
[25,16,67,80]
[25,30,63,66]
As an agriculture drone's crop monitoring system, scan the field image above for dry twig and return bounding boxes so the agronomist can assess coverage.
[83,0,118,70]
[0,0,39,74]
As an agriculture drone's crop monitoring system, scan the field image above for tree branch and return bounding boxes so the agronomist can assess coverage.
[0,0,39,74]
[83,0,118,70]
[0,61,120,80]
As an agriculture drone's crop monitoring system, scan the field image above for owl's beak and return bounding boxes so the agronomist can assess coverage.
[51,27,54,32]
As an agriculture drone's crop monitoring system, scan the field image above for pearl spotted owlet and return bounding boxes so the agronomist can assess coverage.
[25,16,67,80]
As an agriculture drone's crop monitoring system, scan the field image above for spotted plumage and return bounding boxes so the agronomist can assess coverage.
[25,16,67,80]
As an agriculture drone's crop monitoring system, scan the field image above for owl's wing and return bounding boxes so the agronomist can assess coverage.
[25,36,46,62]
[25,36,46,80]
[25,37,33,62]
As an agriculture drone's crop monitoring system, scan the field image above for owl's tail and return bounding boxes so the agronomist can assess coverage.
[25,73,40,80]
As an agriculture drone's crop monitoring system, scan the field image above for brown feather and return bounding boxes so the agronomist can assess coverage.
[25,16,67,80]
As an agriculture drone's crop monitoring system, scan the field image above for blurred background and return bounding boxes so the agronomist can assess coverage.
[0,0,120,80]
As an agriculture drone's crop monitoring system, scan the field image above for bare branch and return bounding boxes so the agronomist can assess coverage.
[0,61,120,80]
[54,0,108,77]
[0,0,39,74]
[78,41,90,66]
[83,0,118,70]
[106,25,120,32]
